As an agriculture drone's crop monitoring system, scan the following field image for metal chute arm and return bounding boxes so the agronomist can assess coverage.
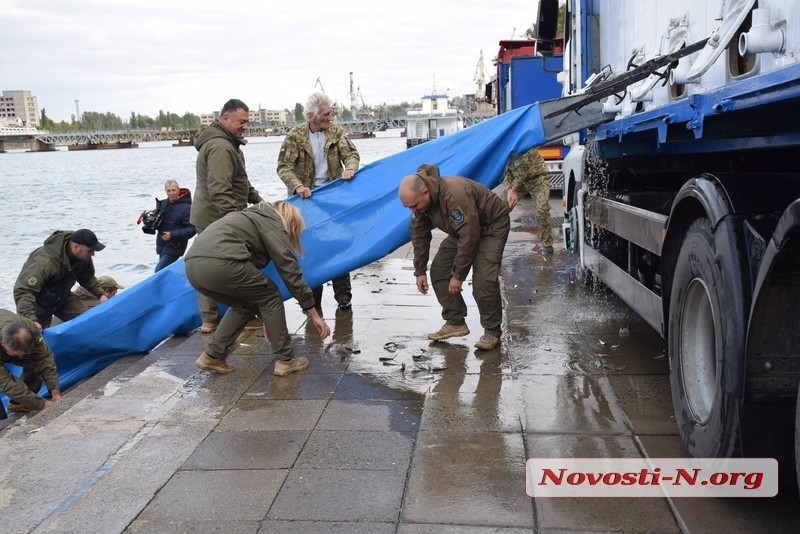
[542,37,709,124]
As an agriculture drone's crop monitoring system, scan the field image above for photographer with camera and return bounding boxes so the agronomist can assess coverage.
[153,180,196,272]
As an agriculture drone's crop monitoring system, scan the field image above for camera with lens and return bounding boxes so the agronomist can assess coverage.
[137,198,164,235]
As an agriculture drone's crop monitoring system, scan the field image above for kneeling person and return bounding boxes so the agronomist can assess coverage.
[1,309,62,416]
[185,200,330,375]
[73,275,125,308]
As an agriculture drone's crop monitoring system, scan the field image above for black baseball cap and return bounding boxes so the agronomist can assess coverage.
[70,229,106,252]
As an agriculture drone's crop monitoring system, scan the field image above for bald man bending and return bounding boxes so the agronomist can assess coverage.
[398,164,511,351]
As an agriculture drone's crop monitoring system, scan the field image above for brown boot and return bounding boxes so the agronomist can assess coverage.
[273,356,309,376]
[427,323,470,341]
[195,351,234,374]
[200,322,219,334]
[474,333,500,350]
[7,403,33,414]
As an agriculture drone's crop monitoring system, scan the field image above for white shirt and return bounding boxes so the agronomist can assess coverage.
[309,130,329,188]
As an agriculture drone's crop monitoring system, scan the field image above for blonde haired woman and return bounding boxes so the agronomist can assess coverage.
[185,200,329,375]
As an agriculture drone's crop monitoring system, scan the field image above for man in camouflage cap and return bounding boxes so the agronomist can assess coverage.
[277,91,360,315]
[72,275,124,308]
[503,148,554,253]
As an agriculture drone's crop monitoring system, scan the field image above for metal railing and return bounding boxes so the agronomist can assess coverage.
[16,114,495,146]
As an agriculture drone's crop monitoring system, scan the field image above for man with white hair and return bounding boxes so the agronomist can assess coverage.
[277,92,361,315]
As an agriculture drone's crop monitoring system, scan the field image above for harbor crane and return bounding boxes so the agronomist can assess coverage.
[474,50,488,100]
[349,71,373,118]
[356,87,372,118]
[349,71,358,117]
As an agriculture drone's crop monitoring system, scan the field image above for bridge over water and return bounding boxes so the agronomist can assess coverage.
[2,115,492,151]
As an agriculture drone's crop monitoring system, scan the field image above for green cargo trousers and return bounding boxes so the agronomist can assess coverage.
[527,174,553,247]
[36,293,89,328]
[185,257,295,361]
[429,214,510,336]
[192,225,221,325]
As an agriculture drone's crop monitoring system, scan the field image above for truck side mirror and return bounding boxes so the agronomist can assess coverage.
[537,0,559,41]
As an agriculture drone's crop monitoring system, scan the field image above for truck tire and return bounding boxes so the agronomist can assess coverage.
[668,217,742,458]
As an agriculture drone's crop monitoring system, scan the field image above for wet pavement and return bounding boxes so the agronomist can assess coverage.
[1,195,799,533]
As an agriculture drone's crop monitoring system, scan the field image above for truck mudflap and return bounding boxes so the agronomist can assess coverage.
[745,198,800,401]
[740,199,800,482]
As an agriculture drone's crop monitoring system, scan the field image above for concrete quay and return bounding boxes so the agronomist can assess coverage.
[1,197,799,533]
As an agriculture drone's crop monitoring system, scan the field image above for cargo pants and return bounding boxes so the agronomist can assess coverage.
[505,173,553,247]
[192,225,220,325]
[429,214,510,336]
[312,273,352,310]
[184,257,295,361]
[36,293,90,328]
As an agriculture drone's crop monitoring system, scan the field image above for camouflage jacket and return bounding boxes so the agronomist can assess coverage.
[0,309,60,409]
[276,122,360,196]
[502,148,550,195]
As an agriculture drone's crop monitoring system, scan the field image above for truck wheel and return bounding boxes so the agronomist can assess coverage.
[668,217,742,458]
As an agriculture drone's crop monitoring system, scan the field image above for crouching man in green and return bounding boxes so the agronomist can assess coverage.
[185,200,330,376]
[1,309,61,417]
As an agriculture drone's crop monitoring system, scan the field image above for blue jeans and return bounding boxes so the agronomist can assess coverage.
[155,253,180,272]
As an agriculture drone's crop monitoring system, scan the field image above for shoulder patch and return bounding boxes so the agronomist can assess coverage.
[27,276,39,287]
[346,139,356,150]
[449,208,465,224]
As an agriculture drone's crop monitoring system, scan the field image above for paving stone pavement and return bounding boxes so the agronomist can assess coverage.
[1,196,799,533]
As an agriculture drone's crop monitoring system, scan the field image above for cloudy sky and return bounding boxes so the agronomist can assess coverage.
[1,0,539,122]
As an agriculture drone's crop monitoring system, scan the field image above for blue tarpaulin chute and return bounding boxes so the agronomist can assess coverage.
[3,103,548,405]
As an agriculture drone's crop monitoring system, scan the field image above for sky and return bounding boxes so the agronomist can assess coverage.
[1,0,539,122]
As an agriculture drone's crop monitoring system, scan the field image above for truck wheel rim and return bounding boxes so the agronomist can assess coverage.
[680,277,717,425]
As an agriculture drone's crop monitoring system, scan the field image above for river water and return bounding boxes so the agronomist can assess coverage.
[0,130,407,311]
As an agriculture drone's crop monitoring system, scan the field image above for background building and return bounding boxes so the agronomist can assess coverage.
[0,89,40,127]
[200,107,289,127]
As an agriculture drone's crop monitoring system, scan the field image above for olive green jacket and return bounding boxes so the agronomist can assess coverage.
[185,205,316,311]
[191,122,263,230]
[0,309,60,410]
[14,231,104,323]
[276,122,360,196]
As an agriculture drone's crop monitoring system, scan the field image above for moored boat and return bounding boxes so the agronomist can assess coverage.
[0,124,41,137]
[347,131,375,139]
[97,141,138,149]
[68,143,98,151]
[405,94,463,149]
